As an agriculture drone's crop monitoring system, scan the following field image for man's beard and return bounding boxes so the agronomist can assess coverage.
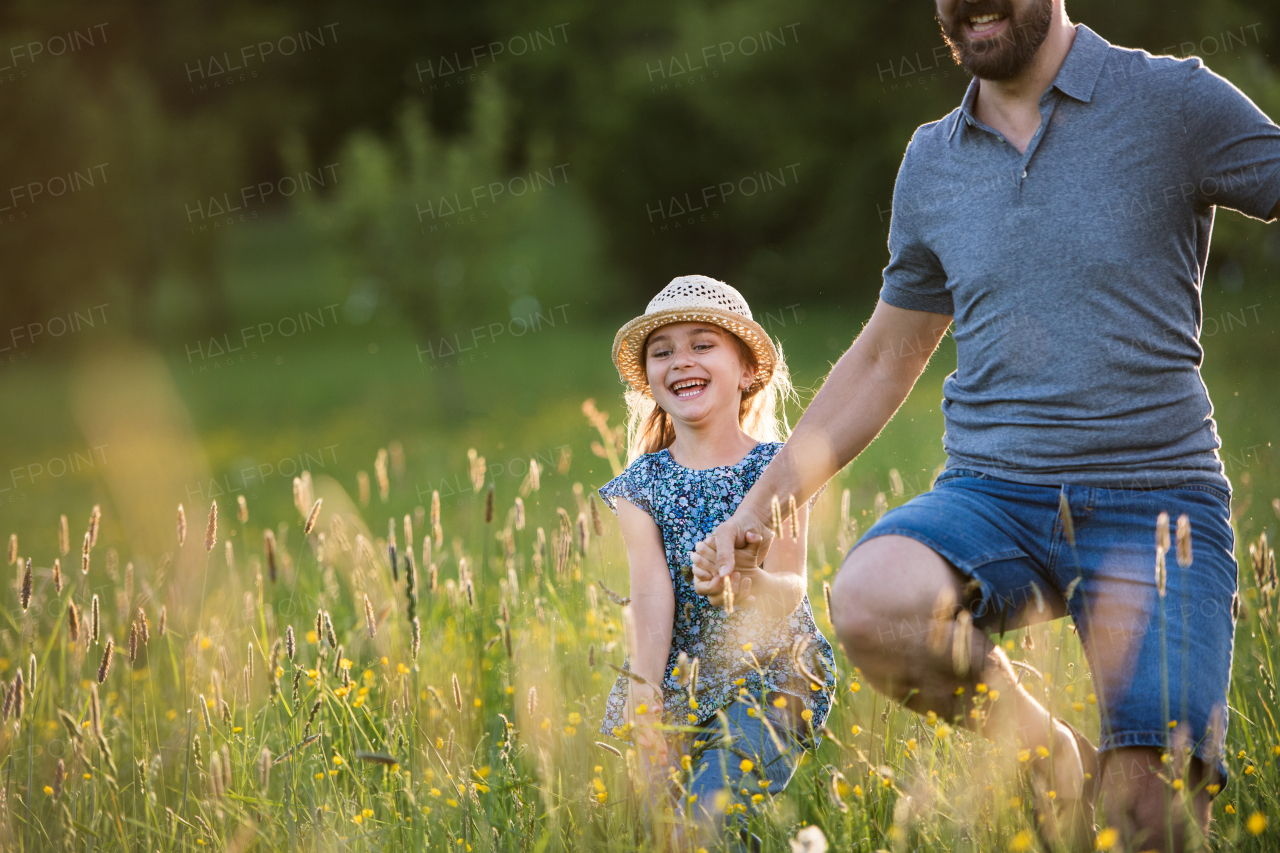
[939,0,1054,81]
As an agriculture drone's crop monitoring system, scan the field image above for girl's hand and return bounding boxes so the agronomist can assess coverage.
[691,535,762,608]
[626,682,668,767]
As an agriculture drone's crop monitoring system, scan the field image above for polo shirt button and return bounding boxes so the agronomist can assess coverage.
[1021,169,1028,178]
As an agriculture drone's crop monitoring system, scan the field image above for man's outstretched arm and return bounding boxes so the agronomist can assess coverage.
[711,299,952,577]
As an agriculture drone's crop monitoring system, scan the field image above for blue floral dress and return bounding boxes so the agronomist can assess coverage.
[597,441,837,745]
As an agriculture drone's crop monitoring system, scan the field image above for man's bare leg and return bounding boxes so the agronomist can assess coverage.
[829,535,1085,800]
[1099,747,1213,852]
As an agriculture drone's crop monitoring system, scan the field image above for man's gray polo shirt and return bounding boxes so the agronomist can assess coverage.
[880,23,1280,493]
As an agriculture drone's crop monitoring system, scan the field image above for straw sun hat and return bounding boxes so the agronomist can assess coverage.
[611,275,778,395]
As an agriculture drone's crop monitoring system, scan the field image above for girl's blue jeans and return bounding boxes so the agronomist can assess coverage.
[639,694,808,852]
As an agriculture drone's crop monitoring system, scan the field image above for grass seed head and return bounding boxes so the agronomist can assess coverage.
[285,625,295,659]
[88,504,101,548]
[357,470,370,506]
[82,532,91,573]
[263,529,278,582]
[91,594,101,642]
[138,608,149,644]
[128,621,138,662]
[176,504,187,547]
[53,558,62,593]
[6,534,15,565]
[59,515,70,555]
[485,483,495,523]
[67,601,80,643]
[376,447,390,502]
[410,616,421,660]
[431,490,443,547]
[1176,513,1193,567]
[533,527,547,572]
[452,672,463,711]
[20,559,32,610]
[237,494,248,523]
[12,671,23,720]
[1156,511,1171,554]
[304,499,323,536]
[53,759,64,799]
[208,750,223,799]
[590,494,604,537]
[158,605,167,637]
[205,501,218,552]
[258,747,271,789]
[364,594,377,638]
[951,611,972,676]
[1156,547,1167,598]
[98,637,114,683]
[221,744,232,790]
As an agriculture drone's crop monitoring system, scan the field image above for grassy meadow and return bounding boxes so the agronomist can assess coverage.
[0,223,1277,852]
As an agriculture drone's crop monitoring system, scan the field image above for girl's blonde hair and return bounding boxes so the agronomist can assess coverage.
[624,328,794,462]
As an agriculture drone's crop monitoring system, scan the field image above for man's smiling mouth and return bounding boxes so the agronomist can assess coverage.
[965,11,1008,36]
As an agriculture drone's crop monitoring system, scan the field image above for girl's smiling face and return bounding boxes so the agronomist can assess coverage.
[643,322,756,426]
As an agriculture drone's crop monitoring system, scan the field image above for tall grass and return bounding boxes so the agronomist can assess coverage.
[0,416,1276,852]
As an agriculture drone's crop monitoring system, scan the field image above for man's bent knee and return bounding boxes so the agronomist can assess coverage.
[829,535,959,663]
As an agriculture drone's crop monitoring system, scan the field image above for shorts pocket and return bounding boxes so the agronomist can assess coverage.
[1170,483,1232,505]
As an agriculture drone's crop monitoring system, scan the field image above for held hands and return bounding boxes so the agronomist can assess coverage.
[690,525,771,609]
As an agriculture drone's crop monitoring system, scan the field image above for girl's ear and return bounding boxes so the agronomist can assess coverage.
[740,366,756,391]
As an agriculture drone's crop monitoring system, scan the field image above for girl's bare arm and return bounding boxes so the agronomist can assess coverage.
[615,498,674,762]
[617,498,675,683]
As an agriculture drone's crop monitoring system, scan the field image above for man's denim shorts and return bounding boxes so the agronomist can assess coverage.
[858,467,1238,783]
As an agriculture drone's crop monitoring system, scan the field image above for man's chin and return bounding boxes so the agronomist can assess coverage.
[947,38,1030,81]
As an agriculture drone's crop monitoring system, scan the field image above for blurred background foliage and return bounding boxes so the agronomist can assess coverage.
[1,0,1279,535]
[3,0,1278,335]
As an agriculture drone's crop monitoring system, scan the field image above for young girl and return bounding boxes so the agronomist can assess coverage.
[597,275,837,847]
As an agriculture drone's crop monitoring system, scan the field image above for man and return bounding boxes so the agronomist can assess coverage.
[705,1,1280,851]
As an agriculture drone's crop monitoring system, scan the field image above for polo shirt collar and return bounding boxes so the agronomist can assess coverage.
[948,23,1110,141]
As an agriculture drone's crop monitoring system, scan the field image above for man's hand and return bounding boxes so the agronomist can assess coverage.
[691,534,765,608]
[625,681,668,768]
[707,511,775,583]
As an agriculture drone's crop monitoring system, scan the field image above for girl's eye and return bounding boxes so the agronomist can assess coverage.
[693,343,711,351]
[651,348,671,358]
